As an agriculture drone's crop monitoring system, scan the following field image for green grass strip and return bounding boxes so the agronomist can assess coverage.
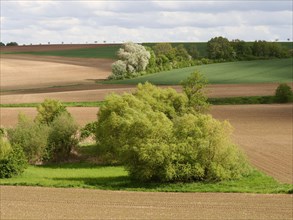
[1,96,291,108]
[0,163,291,194]
[0,101,105,108]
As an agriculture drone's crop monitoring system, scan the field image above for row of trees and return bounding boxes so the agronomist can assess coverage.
[0,42,18,46]
[208,37,290,60]
[110,37,291,80]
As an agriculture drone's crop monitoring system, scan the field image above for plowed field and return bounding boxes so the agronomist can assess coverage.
[1,186,292,220]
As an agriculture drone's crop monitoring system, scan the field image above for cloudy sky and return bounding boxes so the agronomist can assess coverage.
[1,0,292,44]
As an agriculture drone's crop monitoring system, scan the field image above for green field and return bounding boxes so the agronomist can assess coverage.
[106,58,293,85]
[0,163,291,193]
[6,45,121,59]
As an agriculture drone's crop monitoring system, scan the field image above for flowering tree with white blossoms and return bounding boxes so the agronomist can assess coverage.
[110,42,151,79]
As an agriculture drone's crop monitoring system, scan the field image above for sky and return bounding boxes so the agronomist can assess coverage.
[1,0,292,44]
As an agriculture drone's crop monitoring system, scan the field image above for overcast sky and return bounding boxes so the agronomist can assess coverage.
[1,0,292,44]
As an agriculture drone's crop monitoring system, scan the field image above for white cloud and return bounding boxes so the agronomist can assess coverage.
[1,0,292,44]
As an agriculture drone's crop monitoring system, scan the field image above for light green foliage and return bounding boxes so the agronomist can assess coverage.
[8,113,50,164]
[0,136,27,179]
[133,82,190,119]
[275,83,293,103]
[181,71,209,113]
[35,99,69,125]
[96,83,251,182]
[46,113,79,162]
[0,136,12,160]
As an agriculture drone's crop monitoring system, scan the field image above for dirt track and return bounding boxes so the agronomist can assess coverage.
[1,186,292,220]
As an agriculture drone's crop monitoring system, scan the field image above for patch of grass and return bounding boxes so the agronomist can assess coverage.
[1,95,290,108]
[0,101,105,108]
[208,96,277,105]
[4,45,120,59]
[0,164,291,194]
[105,58,293,85]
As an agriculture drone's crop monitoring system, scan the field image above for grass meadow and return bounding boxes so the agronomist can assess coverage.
[0,163,292,194]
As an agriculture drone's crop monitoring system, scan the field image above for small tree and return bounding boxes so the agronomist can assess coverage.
[207,36,234,60]
[181,71,209,113]
[0,136,27,178]
[275,83,293,103]
[110,42,151,79]
[0,42,5,47]
[35,99,69,125]
[46,113,78,162]
[96,83,251,182]
[8,113,50,164]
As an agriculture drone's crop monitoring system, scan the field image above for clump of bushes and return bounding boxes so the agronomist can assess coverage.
[7,99,79,165]
[8,113,50,164]
[275,83,293,103]
[96,72,251,182]
[0,134,27,178]
[46,113,78,162]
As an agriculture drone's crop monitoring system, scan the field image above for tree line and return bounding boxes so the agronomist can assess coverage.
[110,37,292,80]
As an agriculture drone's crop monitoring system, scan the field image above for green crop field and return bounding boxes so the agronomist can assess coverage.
[106,58,293,85]
[8,45,121,59]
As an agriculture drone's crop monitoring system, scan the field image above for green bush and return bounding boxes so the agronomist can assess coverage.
[35,99,69,125]
[46,113,78,162]
[80,121,98,140]
[0,137,27,178]
[7,113,50,164]
[96,83,251,182]
[275,83,293,103]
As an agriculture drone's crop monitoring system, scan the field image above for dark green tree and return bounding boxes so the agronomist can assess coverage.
[207,36,234,60]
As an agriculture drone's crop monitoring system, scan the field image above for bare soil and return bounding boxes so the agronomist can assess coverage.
[211,104,293,184]
[1,104,292,184]
[0,55,112,91]
[1,186,292,220]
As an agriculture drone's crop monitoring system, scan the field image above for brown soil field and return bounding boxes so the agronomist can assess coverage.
[1,186,292,220]
[0,44,117,52]
[1,104,292,184]
[1,55,113,91]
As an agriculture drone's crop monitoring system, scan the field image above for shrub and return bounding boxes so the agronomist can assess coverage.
[7,113,50,164]
[96,83,251,182]
[109,42,151,79]
[80,121,98,140]
[46,113,78,162]
[0,137,27,178]
[35,99,69,125]
[181,71,209,113]
[275,83,293,103]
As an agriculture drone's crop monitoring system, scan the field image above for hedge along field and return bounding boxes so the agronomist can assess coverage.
[106,58,293,85]
[4,44,121,59]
